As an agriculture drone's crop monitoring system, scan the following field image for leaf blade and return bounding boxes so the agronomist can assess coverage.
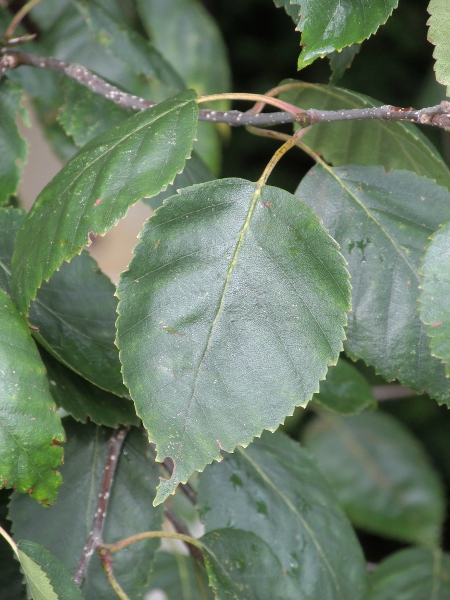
[0,289,64,506]
[11,90,198,316]
[18,541,84,600]
[198,431,368,599]
[420,220,450,376]
[296,165,450,402]
[427,0,450,97]
[116,179,350,504]
[280,82,450,189]
[368,548,450,600]
[303,411,445,546]
[10,421,163,599]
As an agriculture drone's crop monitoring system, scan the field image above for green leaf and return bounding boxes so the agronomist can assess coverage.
[73,0,185,102]
[116,179,350,504]
[17,549,58,600]
[296,165,450,403]
[136,0,230,97]
[272,0,301,22]
[280,82,450,190]
[427,0,450,97]
[200,529,295,599]
[328,45,361,84]
[11,90,198,316]
[368,548,450,600]
[0,208,127,396]
[10,420,163,599]
[303,411,445,546]
[0,80,29,206]
[59,79,134,148]
[0,207,26,295]
[198,431,368,599]
[274,0,398,69]
[135,0,230,172]
[41,348,139,428]
[420,220,450,376]
[0,288,64,506]
[18,541,84,600]
[29,251,127,396]
[146,551,213,600]
[312,359,376,414]
[143,151,215,210]
[0,491,24,600]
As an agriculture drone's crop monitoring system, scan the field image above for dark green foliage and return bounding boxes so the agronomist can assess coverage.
[1,1,450,598]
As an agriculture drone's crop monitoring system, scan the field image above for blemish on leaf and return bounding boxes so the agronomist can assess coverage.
[430,321,443,327]
[94,198,102,207]
[230,474,242,489]
[154,239,161,250]
[256,500,268,516]
[162,324,184,337]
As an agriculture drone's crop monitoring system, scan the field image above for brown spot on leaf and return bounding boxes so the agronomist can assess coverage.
[430,321,443,327]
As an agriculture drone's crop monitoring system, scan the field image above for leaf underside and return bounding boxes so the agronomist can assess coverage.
[117,178,350,504]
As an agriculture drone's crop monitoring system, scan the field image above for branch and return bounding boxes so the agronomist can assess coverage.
[164,504,204,564]
[73,426,130,587]
[2,50,450,130]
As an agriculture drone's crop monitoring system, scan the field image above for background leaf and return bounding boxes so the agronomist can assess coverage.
[58,79,134,148]
[303,411,445,546]
[135,0,231,172]
[328,45,361,84]
[420,220,450,376]
[11,90,198,316]
[116,179,350,504]
[145,551,212,600]
[427,0,450,97]
[41,348,139,428]
[0,80,28,206]
[368,548,450,600]
[280,82,450,190]
[0,207,26,295]
[29,251,127,396]
[200,529,295,599]
[198,431,368,600]
[10,420,163,600]
[0,208,127,397]
[0,288,64,506]
[18,541,84,600]
[73,0,185,102]
[312,359,376,414]
[296,165,450,403]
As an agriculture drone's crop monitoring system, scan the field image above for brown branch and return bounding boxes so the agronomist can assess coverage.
[164,505,204,564]
[2,50,450,130]
[73,426,130,587]
[372,384,416,401]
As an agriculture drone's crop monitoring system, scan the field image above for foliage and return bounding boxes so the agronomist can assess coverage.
[0,0,450,598]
